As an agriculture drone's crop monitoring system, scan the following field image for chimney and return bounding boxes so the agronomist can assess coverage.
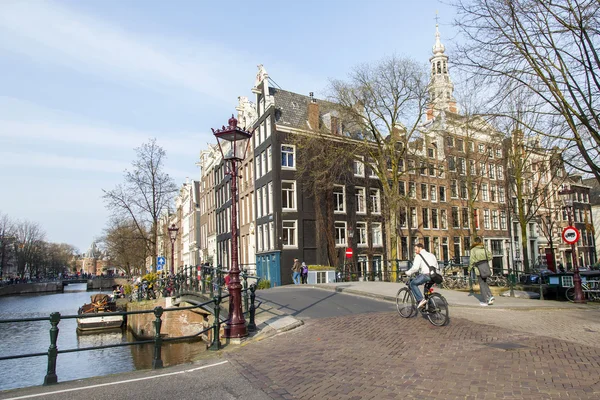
[308,92,319,131]
[331,116,340,135]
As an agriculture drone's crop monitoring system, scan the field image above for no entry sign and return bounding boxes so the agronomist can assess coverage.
[345,248,353,258]
[562,226,580,245]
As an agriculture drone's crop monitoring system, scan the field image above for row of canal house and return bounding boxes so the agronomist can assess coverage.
[164,26,596,287]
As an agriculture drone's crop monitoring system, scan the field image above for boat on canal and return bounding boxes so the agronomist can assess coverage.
[77,294,123,333]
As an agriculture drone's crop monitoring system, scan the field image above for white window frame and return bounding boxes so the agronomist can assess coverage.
[282,180,296,211]
[356,187,366,214]
[353,156,365,177]
[334,185,346,214]
[266,146,272,173]
[484,210,490,229]
[370,188,381,214]
[335,221,347,247]
[482,183,489,202]
[281,144,296,169]
[371,222,383,247]
[356,222,368,247]
[282,220,297,248]
[430,185,437,202]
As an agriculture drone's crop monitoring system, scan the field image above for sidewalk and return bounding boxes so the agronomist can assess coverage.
[306,280,594,310]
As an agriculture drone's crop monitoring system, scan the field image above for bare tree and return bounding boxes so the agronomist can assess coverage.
[327,55,429,263]
[452,0,600,182]
[12,220,45,279]
[0,212,16,279]
[103,139,177,273]
[99,219,148,277]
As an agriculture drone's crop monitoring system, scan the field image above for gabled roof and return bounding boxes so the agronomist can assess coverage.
[270,87,311,130]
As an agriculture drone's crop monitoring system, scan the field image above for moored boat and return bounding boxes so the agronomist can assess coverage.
[77,294,123,332]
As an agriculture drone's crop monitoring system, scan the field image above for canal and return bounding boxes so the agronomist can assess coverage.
[0,283,207,391]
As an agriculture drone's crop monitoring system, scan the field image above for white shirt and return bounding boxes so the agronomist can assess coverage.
[406,249,437,276]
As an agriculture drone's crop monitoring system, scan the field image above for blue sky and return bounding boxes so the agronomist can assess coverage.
[0,0,456,254]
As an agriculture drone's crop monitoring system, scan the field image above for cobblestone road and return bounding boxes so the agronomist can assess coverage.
[227,309,600,399]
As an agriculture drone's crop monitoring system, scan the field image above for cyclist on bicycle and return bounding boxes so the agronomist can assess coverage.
[406,243,438,309]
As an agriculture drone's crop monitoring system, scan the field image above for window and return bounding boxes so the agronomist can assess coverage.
[281,145,295,168]
[500,211,507,230]
[495,148,502,158]
[335,221,347,247]
[462,208,469,228]
[484,210,490,229]
[410,207,417,228]
[282,220,297,247]
[451,180,458,198]
[266,146,272,173]
[420,162,427,175]
[399,181,406,196]
[334,185,346,213]
[456,138,464,152]
[430,185,437,202]
[469,160,476,175]
[468,141,475,152]
[497,166,504,180]
[356,187,366,213]
[431,209,439,229]
[354,156,365,177]
[460,181,468,199]
[492,210,499,230]
[498,186,505,203]
[370,189,381,214]
[256,188,263,218]
[399,207,408,228]
[441,209,448,229]
[421,184,428,200]
[448,156,456,172]
[356,222,368,246]
[482,183,489,201]
[408,159,415,174]
[489,164,496,179]
[429,163,435,176]
[458,158,466,175]
[439,186,446,202]
[256,154,262,178]
[282,181,296,210]
[438,164,445,178]
[409,182,416,198]
[372,223,382,246]
[490,185,497,202]
[480,162,486,177]
[428,147,435,158]
[478,143,485,153]
[422,208,430,229]
[447,136,454,147]
[452,207,459,228]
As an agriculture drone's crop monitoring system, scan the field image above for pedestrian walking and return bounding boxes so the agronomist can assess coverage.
[301,262,308,284]
[292,258,302,285]
[468,236,494,306]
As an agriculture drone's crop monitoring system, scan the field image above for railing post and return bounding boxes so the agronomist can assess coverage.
[242,268,249,313]
[247,283,257,332]
[152,306,164,369]
[201,266,207,294]
[209,295,221,351]
[44,312,60,385]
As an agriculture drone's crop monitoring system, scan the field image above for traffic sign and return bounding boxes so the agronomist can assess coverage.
[345,248,353,258]
[562,226,580,245]
[157,256,166,271]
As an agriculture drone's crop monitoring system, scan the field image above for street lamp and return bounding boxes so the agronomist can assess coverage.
[557,186,586,303]
[168,223,179,275]
[212,114,253,339]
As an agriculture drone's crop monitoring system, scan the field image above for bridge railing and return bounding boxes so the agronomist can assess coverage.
[0,268,261,387]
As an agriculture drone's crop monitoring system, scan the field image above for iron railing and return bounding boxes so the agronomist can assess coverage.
[0,266,261,386]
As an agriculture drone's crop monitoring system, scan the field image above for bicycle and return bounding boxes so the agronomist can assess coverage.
[565,280,600,302]
[396,277,450,326]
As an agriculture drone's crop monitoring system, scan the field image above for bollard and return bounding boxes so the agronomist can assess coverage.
[248,283,257,332]
[209,296,221,351]
[242,269,249,313]
[152,306,164,369]
[44,312,60,385]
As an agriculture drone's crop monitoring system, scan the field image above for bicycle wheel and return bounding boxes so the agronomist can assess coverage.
[565,287,575,302]
[396,287,416,318]
[426,293,449,326]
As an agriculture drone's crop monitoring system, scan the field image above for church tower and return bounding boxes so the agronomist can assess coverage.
[426,24,458,121]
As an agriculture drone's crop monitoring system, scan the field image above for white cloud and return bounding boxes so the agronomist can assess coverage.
[0,0,247,103]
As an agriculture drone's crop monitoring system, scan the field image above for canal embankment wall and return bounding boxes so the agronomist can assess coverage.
[0,282,63,296]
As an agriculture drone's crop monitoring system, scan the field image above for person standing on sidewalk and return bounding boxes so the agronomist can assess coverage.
[406,243,437,309]
[301,262,308,284]
[292,258,302,285]
[469,237,494,306]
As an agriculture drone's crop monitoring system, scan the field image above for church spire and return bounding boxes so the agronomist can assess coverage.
[426,22,458,121]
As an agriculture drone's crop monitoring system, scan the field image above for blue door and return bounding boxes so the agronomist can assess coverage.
[256,253,281,287]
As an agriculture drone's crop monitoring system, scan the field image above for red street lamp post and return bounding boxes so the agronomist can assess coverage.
[168,223,179,275]
[557,187,586,303]
[212,115,253,339]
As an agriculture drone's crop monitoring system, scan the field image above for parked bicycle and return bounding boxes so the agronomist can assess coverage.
[396,277,450,326]
[565,280,600,302]
[487,275,508,287]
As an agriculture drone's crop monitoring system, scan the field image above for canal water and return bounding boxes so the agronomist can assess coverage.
[0,284,207,391]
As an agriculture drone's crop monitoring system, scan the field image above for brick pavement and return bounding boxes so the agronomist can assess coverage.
[226,311,600,399]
